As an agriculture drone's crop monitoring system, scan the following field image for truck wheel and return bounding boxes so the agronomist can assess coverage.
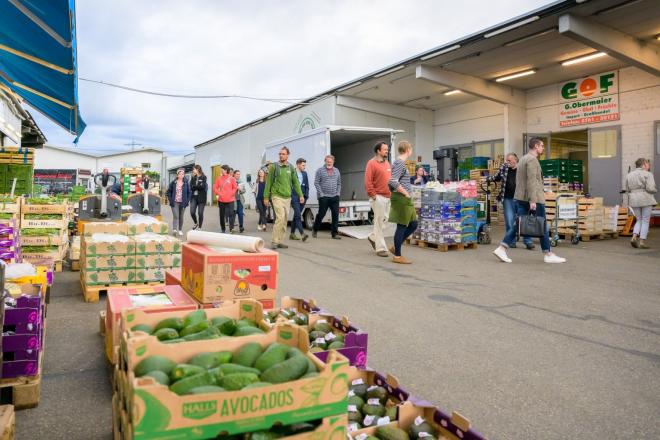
[303,209,314,230]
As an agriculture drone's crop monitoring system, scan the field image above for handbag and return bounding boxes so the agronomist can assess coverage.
[518,211,546,238]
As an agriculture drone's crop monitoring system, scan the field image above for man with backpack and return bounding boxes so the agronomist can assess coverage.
[264,146,304,249]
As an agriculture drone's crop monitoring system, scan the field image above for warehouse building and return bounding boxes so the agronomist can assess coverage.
[34,145,168,191]
[195,0,659,205]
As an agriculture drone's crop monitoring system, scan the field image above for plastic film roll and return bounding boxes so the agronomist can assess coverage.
[186,230,264,252]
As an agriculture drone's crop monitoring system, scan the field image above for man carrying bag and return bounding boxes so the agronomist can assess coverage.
[492,138,566,264]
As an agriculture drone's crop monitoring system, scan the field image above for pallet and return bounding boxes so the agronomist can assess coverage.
[0,405,15,440]
[556,229,619,241]
[81,280,163,303]
[408,239,478,252]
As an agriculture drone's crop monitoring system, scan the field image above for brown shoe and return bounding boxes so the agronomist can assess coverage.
[389,245,395,255]
[639,240,650,249]
[376,250,389,257]
[392,256,412,264]
[631,235,639,248]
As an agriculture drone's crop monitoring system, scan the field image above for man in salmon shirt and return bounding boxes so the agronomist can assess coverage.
[212,164,238,233]
[365,142,392,257]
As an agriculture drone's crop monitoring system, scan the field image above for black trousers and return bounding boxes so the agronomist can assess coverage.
[190,198,205,227]
[255,199,267,226]
[313,196,340,236]
[219,202,235,232]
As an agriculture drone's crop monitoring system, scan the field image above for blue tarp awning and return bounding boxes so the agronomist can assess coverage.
[0,0,85,140]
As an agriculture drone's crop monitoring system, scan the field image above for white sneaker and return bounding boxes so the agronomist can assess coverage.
[544,253,566,264]
[178,230,184,237]
[493,246,512,263]
[171,229,178,236]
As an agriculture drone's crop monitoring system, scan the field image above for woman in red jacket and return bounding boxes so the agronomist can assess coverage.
[212,164,238,233]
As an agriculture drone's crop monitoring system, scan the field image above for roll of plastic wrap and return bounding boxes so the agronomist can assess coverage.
[186,230,264,253]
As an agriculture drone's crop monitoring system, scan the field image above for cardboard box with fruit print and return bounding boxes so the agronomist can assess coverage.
[181,243,277,309]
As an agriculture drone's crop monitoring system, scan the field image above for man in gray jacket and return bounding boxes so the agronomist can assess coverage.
[313,155,342,239]
[493,138,566,264]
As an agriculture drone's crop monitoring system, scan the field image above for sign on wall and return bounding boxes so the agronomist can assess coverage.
[559,71,619,127]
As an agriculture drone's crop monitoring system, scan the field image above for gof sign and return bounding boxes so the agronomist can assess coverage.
[559,71,619,127]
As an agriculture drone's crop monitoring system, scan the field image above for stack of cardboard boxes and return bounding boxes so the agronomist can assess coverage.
[80,221,181,290]
[417,190,478,245]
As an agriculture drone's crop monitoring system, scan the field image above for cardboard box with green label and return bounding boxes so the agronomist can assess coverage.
[119,325,351,440]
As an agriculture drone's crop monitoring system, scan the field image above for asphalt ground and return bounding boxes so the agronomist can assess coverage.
[16,206,660,440]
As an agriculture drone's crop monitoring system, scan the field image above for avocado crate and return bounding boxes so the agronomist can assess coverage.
[115,324,352,440]
[20,201,71,229]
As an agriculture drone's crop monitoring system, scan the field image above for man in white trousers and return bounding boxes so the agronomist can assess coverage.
[365,142,392,257]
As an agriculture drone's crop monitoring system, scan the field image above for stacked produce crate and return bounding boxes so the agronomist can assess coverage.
[603,206,628,233]
[0,197,21,263]
[0,147,34,195]
[577,197,604,235]
[540,159,584,192]
[19,199,71,271]
[80,221,181,302]
[416,189,479,249]
[120,168,145,205]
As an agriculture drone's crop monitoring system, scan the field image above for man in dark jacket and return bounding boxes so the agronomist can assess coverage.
[290,158,310,241]
[487,154,534,250]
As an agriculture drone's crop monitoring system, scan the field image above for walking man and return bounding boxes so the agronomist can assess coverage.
[264,147,304,249]
[290,158,309,242]
[493,138,566,264]
[365,142,392,257]
[313,155,342,239]
[488,153,535,250]
[233,170,246,233]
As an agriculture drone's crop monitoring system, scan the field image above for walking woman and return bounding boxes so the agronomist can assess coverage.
[253,168,268,231]
[626,158,657,249]
[189,165,208,230]
[212,164,237,233]
[388,141,418,264]
[166,168,191,237]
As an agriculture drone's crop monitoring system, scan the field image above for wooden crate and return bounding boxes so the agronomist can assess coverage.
[20,231,68,247]
[20,203,68,215]
[0,405,15,440]
[19,216,69,229]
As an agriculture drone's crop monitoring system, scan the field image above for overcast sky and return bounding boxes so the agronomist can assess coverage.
[30,0,551,156]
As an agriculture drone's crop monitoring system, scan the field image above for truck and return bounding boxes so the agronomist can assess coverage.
[263,125,402,229]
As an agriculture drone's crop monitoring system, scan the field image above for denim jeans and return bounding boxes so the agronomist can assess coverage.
[313,196,340,236]
[290,197,306,235]
[502,200,550,252]
[394,221,418,256]
[256,199,267,227]
[235,199,244,229]
[502,198,532,247]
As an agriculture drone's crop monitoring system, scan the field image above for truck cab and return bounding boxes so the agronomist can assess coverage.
[263,125,401,229]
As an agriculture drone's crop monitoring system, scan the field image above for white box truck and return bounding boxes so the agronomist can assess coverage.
[263,125,402,229]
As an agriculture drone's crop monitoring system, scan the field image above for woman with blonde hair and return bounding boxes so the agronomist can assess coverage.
[388,141,418,264]
[253,168,268,231]
[626,158,657,249]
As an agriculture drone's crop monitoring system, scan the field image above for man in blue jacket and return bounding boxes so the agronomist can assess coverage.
[290,158,309,242]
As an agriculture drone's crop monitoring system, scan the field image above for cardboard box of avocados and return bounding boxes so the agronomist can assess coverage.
[135,254,180,269]
[105,285,198,364]
[134,267,167,283]
[120,298,265,340]
[181,243,277,309]
[121,325,351,440]
[307,313,369,369]
[264,296,323,326]
[349,400,485,440]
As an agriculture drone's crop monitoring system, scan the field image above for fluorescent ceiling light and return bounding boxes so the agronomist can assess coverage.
[484,16,540,38]
[444,90,462,96]
[504,28,556,47]
[495,69,536,82]
[420,44,461,61]
[561,52,607,66]
[337,82,362,92]
[374,65,405,78]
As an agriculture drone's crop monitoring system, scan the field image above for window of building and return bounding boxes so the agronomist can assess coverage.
[141,163,151,168]
[590,129,618,159]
